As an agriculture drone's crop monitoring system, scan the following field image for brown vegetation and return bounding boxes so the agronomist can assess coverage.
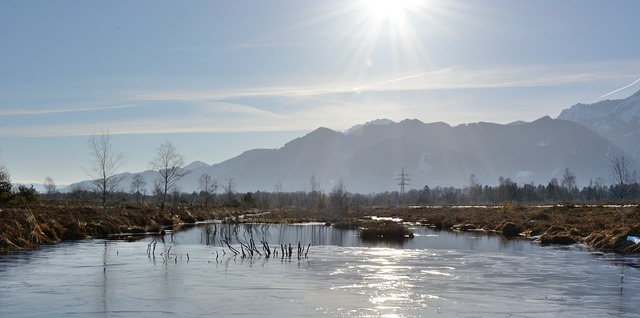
[0,201,240,254]
[1,202,639,254]
[359,221,414,241]
[368,204,640,253]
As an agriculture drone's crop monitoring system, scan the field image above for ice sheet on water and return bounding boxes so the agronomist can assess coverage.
[1,225,640,317]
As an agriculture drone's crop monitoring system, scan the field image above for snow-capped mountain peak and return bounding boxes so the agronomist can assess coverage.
[557,89,640,160]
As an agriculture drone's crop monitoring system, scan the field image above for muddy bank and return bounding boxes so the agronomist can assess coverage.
[0,202,242,254]
[362,205,640,254]
[1,202,639,254]
[210,204,640,253]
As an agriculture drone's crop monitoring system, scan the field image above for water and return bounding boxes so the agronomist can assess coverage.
[1,223,639,317]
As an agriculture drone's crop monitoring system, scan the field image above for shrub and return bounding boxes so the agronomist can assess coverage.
[359,221,414,241]
[0,166,11,202]
[13,185,39,203]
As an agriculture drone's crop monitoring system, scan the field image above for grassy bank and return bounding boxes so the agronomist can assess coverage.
[0,202,242,254]
[362,204,640,253]
[1,202,639,254]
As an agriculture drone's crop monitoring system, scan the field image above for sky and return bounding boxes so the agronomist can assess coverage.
[1,0,640,186]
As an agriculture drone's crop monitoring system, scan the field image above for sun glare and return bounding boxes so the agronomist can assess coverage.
[364,0,417,21]
[287,0,444,90]
[354,0,429,73]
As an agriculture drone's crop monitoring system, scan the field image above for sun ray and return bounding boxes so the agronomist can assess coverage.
[262,0,449,82]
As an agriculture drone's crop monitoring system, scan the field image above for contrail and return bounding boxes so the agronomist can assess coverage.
[599,77,640,100]
[352,66,462,92]
[352,71,431,91]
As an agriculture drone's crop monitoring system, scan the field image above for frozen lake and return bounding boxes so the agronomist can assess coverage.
[1,223,639,317]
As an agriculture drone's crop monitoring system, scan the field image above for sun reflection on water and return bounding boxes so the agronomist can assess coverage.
[329,247,453,316]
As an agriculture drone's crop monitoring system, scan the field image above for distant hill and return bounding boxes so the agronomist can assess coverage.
[65,116,626,194]
[64,91,640,194]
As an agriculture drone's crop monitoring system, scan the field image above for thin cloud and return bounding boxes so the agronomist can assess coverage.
[165,40,303,53]
[126,63,632,103]
[352,71,438,92]
[0,101,294,137]
[0,104,140,116]
[198,102,287,119]
[4,61,638,137]
[126,84,350,102]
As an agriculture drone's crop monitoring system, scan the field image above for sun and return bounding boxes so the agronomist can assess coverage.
[282,0,438,86]
[356,0,426,67]
[363,0,417,22]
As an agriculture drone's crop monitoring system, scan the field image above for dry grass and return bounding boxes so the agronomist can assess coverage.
[1,202,639,254]
[373,205,640,253]
[359,221,414,241]
[0,202,241,254]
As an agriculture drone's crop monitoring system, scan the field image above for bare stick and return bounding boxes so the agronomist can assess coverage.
[224,239,239,256]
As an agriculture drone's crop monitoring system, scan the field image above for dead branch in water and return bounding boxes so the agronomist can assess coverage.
[223,238,239,256]
[261,237,271,258]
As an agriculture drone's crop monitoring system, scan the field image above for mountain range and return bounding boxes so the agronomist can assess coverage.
[66,90,640,194]
[557,89,640,160]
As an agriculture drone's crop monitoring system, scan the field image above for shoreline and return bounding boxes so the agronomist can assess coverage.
[1,202,638,254]
[374,205,640,254]
[0,203,243,254]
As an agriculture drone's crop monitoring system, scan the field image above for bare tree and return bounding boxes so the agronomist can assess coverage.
[130,174,147,204]
[561,168,577,201]
[150,141,188,211]
[610,155,636,202]
[171,186,183,209]
[84,131,125,217]
[224,178,236,203]
[44,176,57,200]
[329,178,348,220]
[274,181,286,209]
[309,173,322,210]
[153,179,163,205]
[468,174,483,204]
[198,173,218,206]
[594,177,608,201]
[610,155,638,226]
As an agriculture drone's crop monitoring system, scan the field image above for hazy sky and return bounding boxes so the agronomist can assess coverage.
[1,0,640,186]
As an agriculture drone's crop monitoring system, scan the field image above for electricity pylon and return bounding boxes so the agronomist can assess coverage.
[395,168,410,204]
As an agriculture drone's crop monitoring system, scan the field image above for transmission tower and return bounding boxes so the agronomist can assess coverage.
[395,167,410,204]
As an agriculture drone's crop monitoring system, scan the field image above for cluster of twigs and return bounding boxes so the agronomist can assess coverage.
[204,223,311,260]
[146,238,190,264]
[220,237,310,260]
[146,222,312,264]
